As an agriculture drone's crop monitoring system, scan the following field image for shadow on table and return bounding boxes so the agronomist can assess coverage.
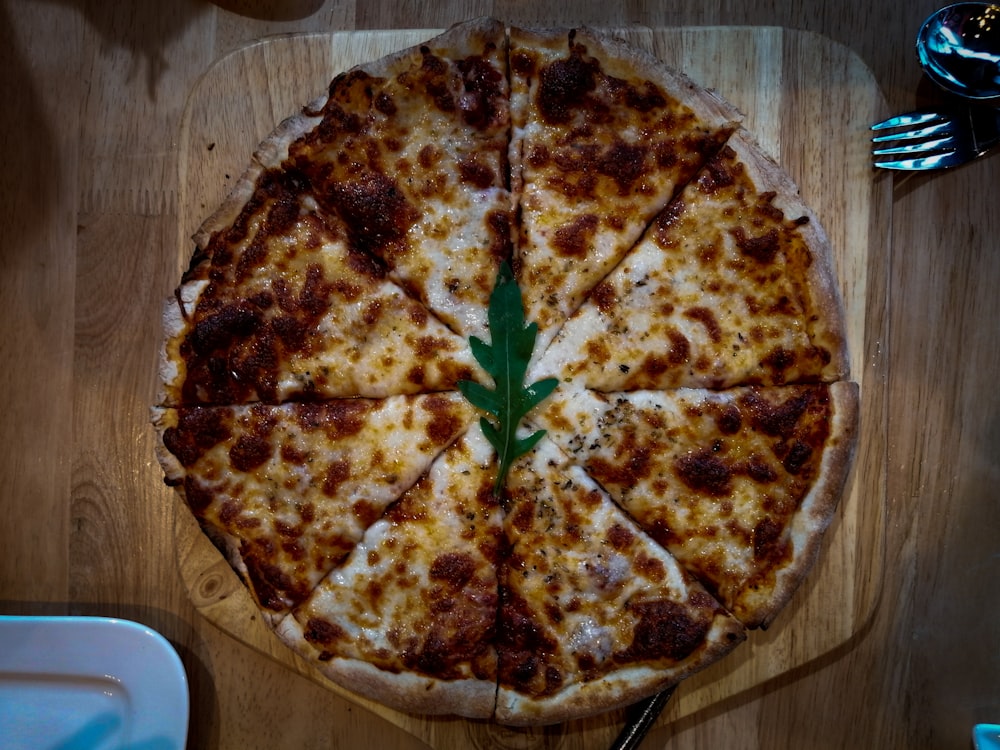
[0,0,59,262]
[29,0,213,98]
[209,0,325,21]
[25,0,327,100]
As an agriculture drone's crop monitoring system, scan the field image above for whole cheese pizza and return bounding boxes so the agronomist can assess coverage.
[153,18,859,726]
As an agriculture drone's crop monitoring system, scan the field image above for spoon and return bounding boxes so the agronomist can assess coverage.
[916,2,1000,101]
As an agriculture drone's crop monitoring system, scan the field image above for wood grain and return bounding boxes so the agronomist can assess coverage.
[5,1,1000,748]
[170,26,889,748]
[0,0,81,608]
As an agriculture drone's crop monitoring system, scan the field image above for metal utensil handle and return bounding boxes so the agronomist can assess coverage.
[608,686,677,750]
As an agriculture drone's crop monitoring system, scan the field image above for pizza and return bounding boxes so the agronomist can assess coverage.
[153,18,859,726]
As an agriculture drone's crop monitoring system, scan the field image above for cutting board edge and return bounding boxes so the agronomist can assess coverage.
[169,25,891,744]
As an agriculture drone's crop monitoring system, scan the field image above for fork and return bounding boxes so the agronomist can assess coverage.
[871,104,1000,169]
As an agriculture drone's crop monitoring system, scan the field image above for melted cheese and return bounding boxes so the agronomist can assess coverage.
[509,27,739,355]
[530,134,842,389]
[154,393,476,614]
[498,434,742,697]
[287,426,501,680]
[531,385,834,622]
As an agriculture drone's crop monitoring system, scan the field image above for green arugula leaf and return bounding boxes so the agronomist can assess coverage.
[457,261,559,494]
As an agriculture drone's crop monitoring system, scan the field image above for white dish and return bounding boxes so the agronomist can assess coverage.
[0,615,189,750]
[975,724,1000,750]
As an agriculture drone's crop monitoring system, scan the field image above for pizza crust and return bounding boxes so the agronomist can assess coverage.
[191,96,326,251]
[495,614,745,726]
[157,280,205,407]
[152,404,287,623]
[511,24,742,131]
[723,127,852,382]
[275,616,498,719]
[733,380,860,629]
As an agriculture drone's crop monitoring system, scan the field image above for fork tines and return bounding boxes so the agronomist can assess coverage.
[870,112,959,170]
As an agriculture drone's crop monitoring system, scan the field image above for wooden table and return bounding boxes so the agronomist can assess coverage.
[2,1,998,748]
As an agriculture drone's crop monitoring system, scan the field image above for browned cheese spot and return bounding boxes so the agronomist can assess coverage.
[674,449,732,496]
[760,347,797,382]
[510,49,536,78]
[487,210,513,261]
[652,198,686,247]
[352,499,380,527]
[162,407,232,467]
[407,302,429,326]
[733,227,781,265]
[590,280,617,315]
[305,616,346,646]
[509,499,535,534]
[417,47,455,113]
[242,548,303,611]
[599,140,649,193]
[743,455,779,483]
[606,523,634,551]
[714,403,742,435]
[329,171,419,261]
[537,46,599,125]
[618,599,710,662]
[181,476,213,512]
[752,516,784,562]
[586,338,611,365]
[295,400,372,440]
[385,491,427,524]
[587,444,652,487]
[641,329,690,378]
[459,156,497,189]
[634,551,666,582]
[696,148,739,194]
[321,458,351,497]
[422,394,465,445]
[497,591,561,695]
[429,551,477,588]
[362,299,383,325]
[373,90,396,116]
[229,434,272,472]
[553,214,599,257]
[456,49,506,130]
[782,440,813,475]
[418,144,441,169]
[684,306,722,343]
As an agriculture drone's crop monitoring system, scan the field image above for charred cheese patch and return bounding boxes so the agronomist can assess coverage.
[531,130,847,390]
[162,174,484,405]
[532,384,851,628]
[508,26,740,355]
[154,19,858,726]
[153,393,476,616]
[287,30,512,340]
[278,427,501,684]
[495,435,744,725]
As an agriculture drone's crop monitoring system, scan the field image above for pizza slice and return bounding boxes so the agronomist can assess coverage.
[276,426,501,719]
[152,393,477,620]
[160,171,482,405]
[495,434,746,725]
[531,383,858,629]
[285,18,512,341]
[530,128,850,391]
[508,25,741,354]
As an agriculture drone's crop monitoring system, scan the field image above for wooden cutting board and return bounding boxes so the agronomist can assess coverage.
[172,26,890,746]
